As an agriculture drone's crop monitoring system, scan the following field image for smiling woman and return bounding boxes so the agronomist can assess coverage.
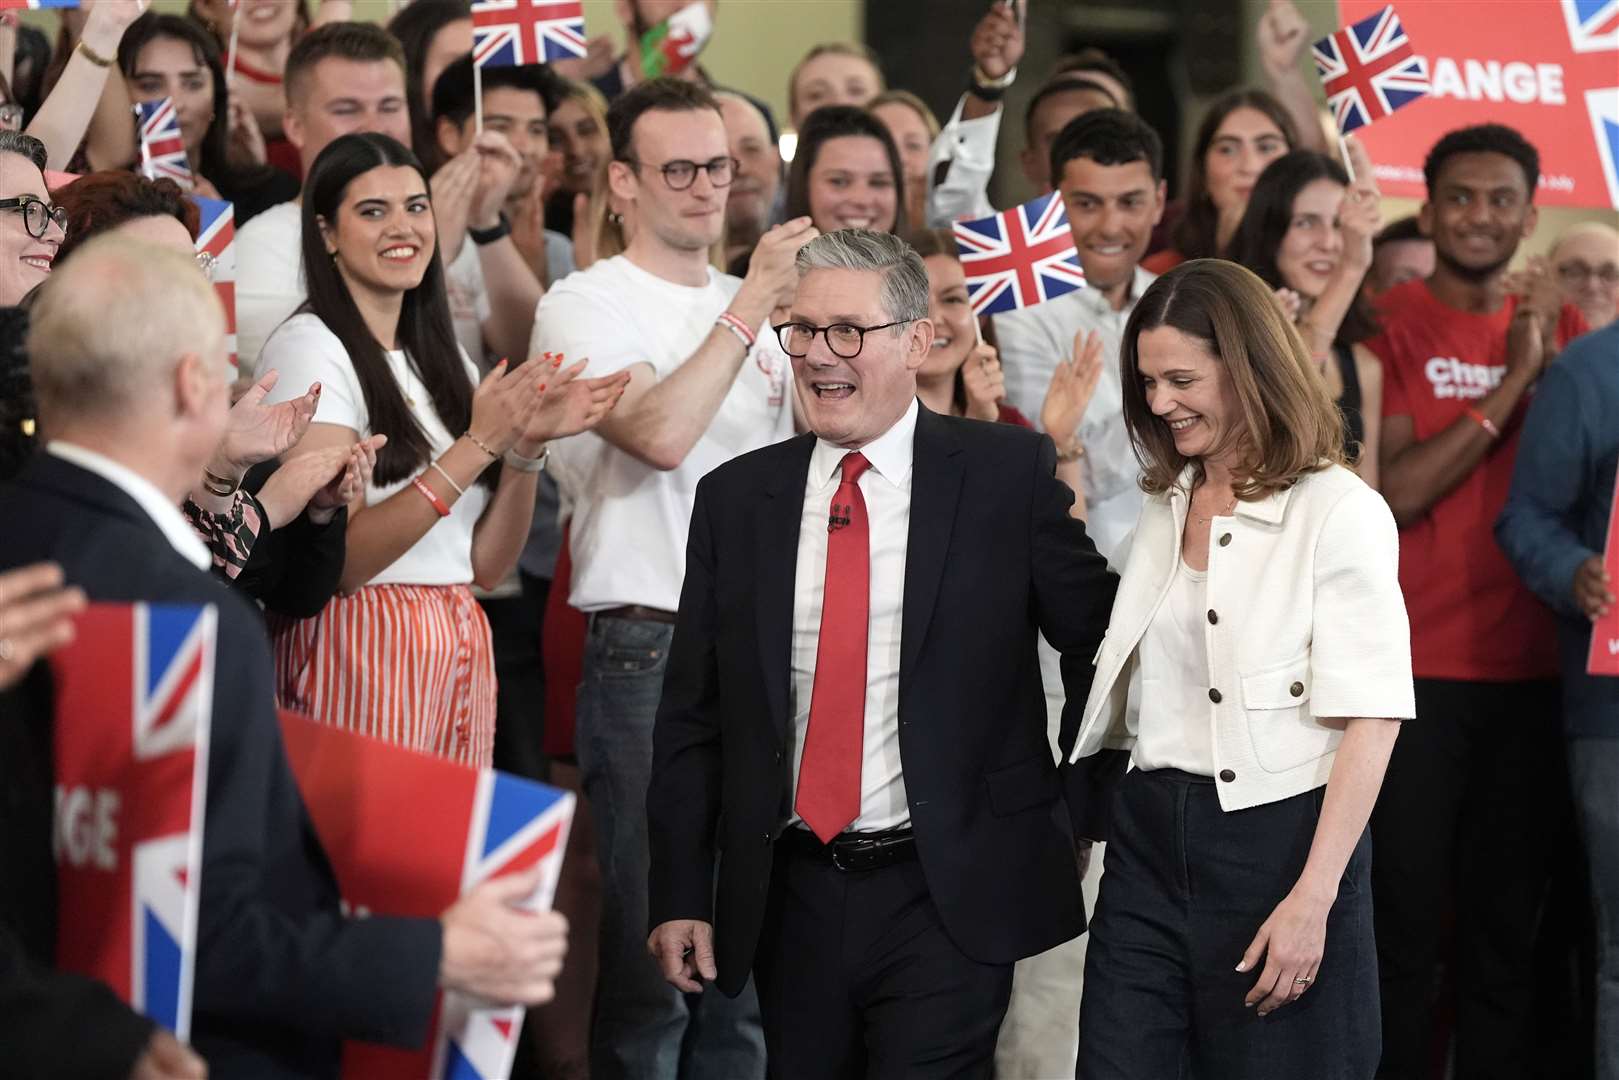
[784,105,905,238]
[0,131,61,306]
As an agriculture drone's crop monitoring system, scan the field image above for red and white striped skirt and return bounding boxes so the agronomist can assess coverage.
[270,583,497,767]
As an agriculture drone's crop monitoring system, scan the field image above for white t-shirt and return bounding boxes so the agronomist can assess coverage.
[235,200,304,377]
[260,313,489,586]
[530,254,794,612]
[1132,556,1215,776]
[445,241,494,368]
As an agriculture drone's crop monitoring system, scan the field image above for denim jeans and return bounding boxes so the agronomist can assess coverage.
[1570,737,1619,1080]
[575,614,765,1080]
[1077,768,1379,1079]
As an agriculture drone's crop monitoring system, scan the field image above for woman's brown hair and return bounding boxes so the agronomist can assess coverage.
[1120,258,1345,500]
[1170,88,1299,262]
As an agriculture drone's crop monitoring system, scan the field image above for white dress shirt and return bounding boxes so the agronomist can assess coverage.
[789,398,918,833]
[925,94,999,226]
[1132,557,1215,775]
[46,441,211,571]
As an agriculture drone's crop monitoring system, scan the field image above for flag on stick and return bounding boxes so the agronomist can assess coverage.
[471,0,586,67]
[1312,5,1431,134]
[136,98,194,190]
[639,1,712,79]
[952,192,1086,317]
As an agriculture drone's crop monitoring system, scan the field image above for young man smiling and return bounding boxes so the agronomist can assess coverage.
[993,107,1166,560]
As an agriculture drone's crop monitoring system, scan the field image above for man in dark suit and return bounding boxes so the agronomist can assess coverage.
[0,236,568,1078]
[646,228,1121,1076]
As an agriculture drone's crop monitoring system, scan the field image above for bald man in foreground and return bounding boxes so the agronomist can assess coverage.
[0,236,570,1079]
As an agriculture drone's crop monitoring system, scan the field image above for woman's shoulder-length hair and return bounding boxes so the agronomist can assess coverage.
[1119,258,1346,500]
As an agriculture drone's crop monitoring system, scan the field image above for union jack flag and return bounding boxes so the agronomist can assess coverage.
[192,195,237,368]
[136,97,193,190]
[952,192,1086,317]
[51,603,216,1040]
[1312,6,1430,135]
[1563,0,1619,52]
[0,1,81,9]
[277,712,575,1080]
[471,0,587,67]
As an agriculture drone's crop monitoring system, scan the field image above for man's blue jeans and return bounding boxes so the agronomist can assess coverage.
[576,614,764,1080]
[1569,736,1619,1080]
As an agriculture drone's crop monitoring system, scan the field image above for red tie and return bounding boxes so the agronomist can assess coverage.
[797,452,872,843]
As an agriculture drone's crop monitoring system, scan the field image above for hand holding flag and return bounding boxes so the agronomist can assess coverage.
[639,1,712,80]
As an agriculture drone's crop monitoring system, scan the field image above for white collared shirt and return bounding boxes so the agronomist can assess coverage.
[992,265,1156,562]
[46,441,211,572]
[789,398,919,833]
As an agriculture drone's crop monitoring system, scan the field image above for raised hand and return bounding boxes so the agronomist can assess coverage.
[1273,286,1303,323]
[225,96,268,170]
[1041,329,1104,446]
[431,150,482,264]
[513,355,632,454]
[468,355,551,458]
[80,0,149,53]
[1338,137,1383,273]
[970,1,1024,81]
[469,130,524,231]
[216,370,320,477]
[0,562,86,693]
[1257,0,1309,80]
[960,342,1006,422]
[740,217,819,313]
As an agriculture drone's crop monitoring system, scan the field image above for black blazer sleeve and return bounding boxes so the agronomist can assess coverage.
[1027,435,1128,842]
[646,474,725,931]
[0,923,156,1078]
[192,594,442,1047]
[238,462,347,619]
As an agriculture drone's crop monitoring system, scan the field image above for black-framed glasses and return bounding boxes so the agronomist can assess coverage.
[0,196,67,239]
[773,319,912,359]
[623,155,738,191]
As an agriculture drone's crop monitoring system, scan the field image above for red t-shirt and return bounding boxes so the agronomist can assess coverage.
[1370,279,1588,681]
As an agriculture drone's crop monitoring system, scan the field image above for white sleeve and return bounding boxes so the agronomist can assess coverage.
[529,277,647,381]
[990,307,1060,422]
[1309,484,1416,721]
[925,94,1000,226]
[259,319,368,434]
[235,218,306,378]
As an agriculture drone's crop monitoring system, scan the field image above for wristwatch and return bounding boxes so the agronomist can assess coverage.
[469,214,512,246]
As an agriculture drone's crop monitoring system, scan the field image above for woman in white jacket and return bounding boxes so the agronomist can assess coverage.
[1072,258,1413,1079]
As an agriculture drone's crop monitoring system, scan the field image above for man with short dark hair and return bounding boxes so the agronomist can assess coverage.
[531,77,814,1080]
[646,227,1118,1078]
[1368,122,1590,1080]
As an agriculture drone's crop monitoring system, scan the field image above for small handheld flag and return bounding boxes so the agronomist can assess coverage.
[471,0,587,68]
[136,98,193,190]
[192,195,237,369]
[0,1,82,10]
[952,192,1086,317]
[640,1,712,80]
[1311,5,1430,135]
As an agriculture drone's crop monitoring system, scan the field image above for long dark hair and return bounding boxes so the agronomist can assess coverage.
[1170,88,1298,262]
[300,132,474,487]
[117,14,280,195]
[388,0,472,174]
[1226,150,1380,346]
[784,105,907,235]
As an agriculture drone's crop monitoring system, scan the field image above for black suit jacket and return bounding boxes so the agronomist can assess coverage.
[0,454,441,1079]
[647,406,1124,996]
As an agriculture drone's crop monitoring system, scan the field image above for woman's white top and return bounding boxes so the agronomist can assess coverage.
[1069,463,1416,811]
[260,313,489,587]
[1133,556,1216,775]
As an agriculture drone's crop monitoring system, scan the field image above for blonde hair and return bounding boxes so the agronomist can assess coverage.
[1119,258,1345,499]
[869,89,941,143]
[29,235,223,420]
[788,41,884,121]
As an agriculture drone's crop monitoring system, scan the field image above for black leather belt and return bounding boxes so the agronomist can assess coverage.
[596,604,677,624]
[777,826,917,872]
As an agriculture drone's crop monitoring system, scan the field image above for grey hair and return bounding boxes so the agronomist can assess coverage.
[0,131,47,172]
[794,228,929,325]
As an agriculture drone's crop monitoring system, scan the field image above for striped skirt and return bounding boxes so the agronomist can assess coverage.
[270,583,497,767]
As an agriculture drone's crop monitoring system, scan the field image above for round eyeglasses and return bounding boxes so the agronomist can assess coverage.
[623,155,738,191]
[773,320,912,359]
[0,196,67,239]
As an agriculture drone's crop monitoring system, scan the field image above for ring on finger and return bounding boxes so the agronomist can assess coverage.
[1293,975,1313,985]
[0,637,13,662]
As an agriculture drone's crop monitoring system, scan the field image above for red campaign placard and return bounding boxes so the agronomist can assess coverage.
[278,711,574,1080]
[1587,476,1619,676]
[1339,0,1619,210]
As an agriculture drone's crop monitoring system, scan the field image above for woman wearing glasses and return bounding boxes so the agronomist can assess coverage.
[260,132,627,766]
[0,131,64,308]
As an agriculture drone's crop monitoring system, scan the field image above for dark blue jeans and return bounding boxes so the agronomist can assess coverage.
[1077,768,1379,1079]
[576,615,765,1080]
[1570,736,1619,1080]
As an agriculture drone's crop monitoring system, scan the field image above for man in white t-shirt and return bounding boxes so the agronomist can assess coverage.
[530,77,814,1080]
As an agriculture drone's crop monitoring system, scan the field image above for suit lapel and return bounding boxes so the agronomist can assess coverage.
[900,407,963,688]
[756,435,814,741]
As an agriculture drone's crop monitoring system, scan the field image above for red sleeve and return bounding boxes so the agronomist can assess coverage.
[997,404,1035,429]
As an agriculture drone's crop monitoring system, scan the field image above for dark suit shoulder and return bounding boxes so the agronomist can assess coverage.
[697,432,815,496]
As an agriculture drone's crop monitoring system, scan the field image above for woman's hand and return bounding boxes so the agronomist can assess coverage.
[213,369,319,479]
[256,434,386,528]
[513,355,631,455]
[468,355,551,458]
[1256,0,1309,81]
[225,95,268,170]
[1338,137,1382,273]
[431,149,482,264]
[960,343,1005,422]
[1237,885,1333,1016]
[1040,329,1104,443]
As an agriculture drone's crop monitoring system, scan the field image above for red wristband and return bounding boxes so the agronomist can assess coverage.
[410,474,451,517]
[715,311,756,348]
[1464,407,1500,440]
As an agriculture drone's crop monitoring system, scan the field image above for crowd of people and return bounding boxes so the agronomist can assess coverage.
[0,1,1615,1078]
